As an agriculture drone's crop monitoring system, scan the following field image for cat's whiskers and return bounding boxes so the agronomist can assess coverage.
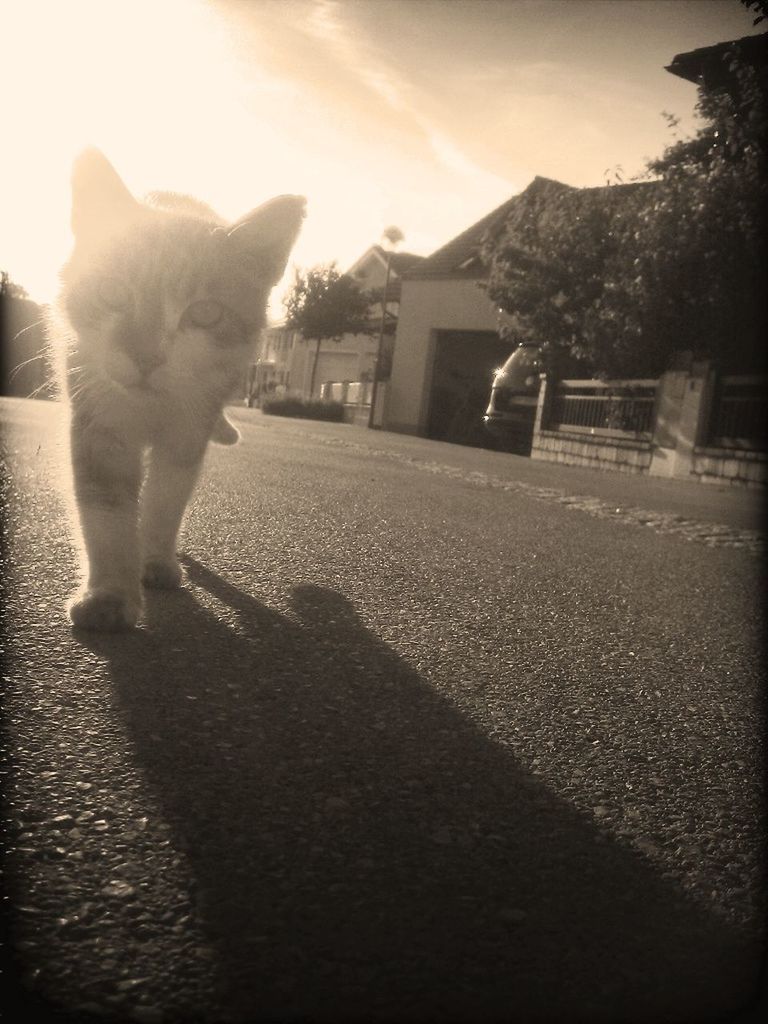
[11,318,47,343]
[25,378,58,401]
[63,365,91,399]
[8,350,48,382]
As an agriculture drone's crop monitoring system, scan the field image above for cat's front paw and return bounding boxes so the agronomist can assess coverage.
[142,558,184,590]
[69,588,142,632]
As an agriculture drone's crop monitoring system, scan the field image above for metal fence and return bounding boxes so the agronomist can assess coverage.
[546,379,658,438]
[707,375,768,450]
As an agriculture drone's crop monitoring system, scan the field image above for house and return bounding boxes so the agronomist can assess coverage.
[249,245,424,404]
[383,176,649,445]
[383,31,768,448]
[666,32,768,92]
[383,177,561,444]
[348,245,425,384]
[245,322,297,404]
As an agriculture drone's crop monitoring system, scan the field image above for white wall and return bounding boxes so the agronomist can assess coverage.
[384,277,501,434]
[290,336,378,397]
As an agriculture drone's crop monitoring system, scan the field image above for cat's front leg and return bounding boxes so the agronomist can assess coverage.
[68,422,144,631]
[140,444,205,590]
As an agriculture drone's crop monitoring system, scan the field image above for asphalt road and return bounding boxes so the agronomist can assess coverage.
[2,396,765,1023]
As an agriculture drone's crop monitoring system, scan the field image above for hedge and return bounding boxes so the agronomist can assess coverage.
[260,396,346,422]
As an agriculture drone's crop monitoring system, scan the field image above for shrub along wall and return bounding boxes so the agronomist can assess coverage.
[261,397,345,422]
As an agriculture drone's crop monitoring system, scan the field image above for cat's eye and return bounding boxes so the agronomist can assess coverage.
[186,299,224,328]
[97,277,130,310]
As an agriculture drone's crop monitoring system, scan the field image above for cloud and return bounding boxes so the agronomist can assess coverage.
[300,0,516,192]
[302,0,409,112]
[427,131,519,193]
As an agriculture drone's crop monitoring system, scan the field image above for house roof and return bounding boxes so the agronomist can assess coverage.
[347,244,425,280]
[371,246,425,276]
[665,32,768,89]
[403,175,651,282]
[345,244,426,306]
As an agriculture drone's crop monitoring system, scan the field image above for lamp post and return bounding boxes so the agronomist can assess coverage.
[368,250,392,429]
[368,226,403,430]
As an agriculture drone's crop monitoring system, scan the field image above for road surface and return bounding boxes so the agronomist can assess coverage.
[2,396,765,1023]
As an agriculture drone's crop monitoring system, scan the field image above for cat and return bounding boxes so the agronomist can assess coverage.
[51,149,305,631]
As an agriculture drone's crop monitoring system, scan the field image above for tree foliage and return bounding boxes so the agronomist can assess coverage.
[483,179,650,377]
[741,0,768,26]
[600,48,768,376]
[483,40,768,378]
[382,225,405,247]
[284,263,373,395]
[1,276,52,400]
[1,271,29,300]
[284,263,371,342]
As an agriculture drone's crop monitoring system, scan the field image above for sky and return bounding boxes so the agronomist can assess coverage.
[1,0,761,316]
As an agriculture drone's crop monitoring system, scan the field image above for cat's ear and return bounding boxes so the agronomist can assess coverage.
[227,195,306,286]
[71,148,140,243]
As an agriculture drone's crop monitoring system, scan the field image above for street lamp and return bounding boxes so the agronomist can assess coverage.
[368,226,403,429]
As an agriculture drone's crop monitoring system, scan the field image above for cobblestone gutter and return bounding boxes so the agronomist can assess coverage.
[312,433,765,555]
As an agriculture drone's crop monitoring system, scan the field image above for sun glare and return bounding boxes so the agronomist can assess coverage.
[1,0,391,313]
[4,0,240,300]
[3,0,537,328]
[3,0,758,318]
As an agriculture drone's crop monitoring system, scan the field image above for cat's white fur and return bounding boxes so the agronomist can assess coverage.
[52,149,304,631]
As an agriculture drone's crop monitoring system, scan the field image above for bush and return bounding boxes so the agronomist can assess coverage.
[260,396,346,422]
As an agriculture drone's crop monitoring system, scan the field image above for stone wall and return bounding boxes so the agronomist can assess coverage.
[531,366,766,488]
[532,430,653,475]
[692,447,768,488]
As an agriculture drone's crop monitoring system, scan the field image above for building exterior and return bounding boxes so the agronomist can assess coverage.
[528,362,767,489]
[383,32,768,448]
[249,246,423,403]
[382,176,623,445]
[665,32,768,92]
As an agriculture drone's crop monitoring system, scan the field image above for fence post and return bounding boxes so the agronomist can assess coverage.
[649,370,686,478]
[532,373,550,443]
[649,361,714,479]
[372,381,388,428]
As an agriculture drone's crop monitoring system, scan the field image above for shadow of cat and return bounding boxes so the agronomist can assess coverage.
[81,557,759,1023]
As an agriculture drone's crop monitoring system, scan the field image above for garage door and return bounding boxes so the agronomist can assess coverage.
[427,330,512,446]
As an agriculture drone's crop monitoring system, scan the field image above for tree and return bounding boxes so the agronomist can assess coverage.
[284,263,373,397]
[1,271,29,300]
[586,42,767,377]
[483,38,768,378]
[1,274,52,399]
[483,179,651,377]
[382,225,404,248]
[741,0,768,26]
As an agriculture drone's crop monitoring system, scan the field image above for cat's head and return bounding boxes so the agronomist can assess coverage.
[60,149,304,405]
